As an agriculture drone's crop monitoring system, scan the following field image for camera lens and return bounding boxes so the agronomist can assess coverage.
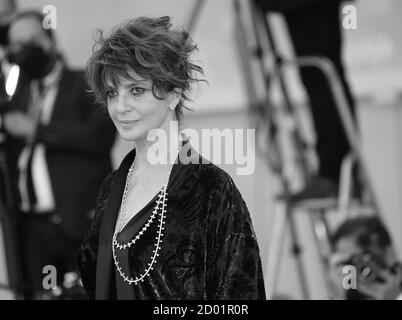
[360,265,374,279]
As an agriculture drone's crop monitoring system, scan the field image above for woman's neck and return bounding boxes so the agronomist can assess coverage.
[134,116,183,171]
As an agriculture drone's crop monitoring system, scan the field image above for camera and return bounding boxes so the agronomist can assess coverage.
[343,252,400,300]
[346,252,387,284]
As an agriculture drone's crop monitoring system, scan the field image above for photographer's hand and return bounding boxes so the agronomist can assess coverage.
[4,111,35,139]
[358,267,402,300]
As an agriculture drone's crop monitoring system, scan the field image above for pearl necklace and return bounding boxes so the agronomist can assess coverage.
[112,158,173,286]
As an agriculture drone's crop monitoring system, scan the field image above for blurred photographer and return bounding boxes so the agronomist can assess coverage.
[329,216,402,300]
[0,0,16,98]
[3,10,115,299]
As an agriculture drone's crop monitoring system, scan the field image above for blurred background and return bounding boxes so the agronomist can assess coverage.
[0,0,401,300]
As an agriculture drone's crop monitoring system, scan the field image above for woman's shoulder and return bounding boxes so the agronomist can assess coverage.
[202,161,230,179]
[183,153,235,192]
[183,156,246,215]
[170,151,236,207]
[196,160,255,236]
[191,155,253,221]
[199,157,238,191]
[198,162,242,203]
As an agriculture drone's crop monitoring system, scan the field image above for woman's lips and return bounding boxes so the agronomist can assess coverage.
[118,120,140,127]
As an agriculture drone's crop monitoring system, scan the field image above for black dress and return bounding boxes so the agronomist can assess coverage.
[113,185,164,299]
[77,142,266,300]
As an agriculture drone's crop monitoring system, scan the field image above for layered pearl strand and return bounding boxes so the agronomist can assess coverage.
[112,157,173,286]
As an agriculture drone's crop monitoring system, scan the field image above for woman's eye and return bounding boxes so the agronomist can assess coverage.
[131,87,145,96]
[106,89,117,97]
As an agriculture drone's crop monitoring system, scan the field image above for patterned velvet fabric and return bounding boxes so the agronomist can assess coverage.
[77,144,266,300]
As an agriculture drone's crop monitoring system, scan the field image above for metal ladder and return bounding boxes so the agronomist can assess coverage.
[234,0,381,299]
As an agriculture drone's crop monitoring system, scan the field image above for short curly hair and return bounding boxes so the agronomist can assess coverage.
[86,16,204,121]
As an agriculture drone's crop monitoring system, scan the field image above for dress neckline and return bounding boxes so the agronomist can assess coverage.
[115,138,189,235]
[117,186,163,235]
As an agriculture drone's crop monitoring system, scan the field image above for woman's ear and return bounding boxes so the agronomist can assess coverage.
[168,90,182,111]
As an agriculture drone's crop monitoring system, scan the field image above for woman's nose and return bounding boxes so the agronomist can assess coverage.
[116,92,133,114]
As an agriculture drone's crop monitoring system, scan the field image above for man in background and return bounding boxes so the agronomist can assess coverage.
[3,10,115,299]
[0,0,15,50]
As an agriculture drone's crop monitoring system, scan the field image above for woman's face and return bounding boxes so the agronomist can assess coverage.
[106,74,175,141]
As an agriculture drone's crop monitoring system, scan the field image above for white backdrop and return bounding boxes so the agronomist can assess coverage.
[18,0,249,113]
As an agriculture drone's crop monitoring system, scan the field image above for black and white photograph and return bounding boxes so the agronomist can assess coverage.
[0,0,401,306]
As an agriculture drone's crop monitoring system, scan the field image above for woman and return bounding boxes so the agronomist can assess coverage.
[77,16,266,300]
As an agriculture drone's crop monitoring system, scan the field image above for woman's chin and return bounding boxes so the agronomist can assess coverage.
[117,129,145,142]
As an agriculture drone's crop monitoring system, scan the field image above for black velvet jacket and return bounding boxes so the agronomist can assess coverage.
[77,144,266,300]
